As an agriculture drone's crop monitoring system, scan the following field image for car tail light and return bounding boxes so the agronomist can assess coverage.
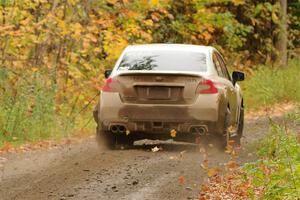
[102,77,114,92]
[198,79,218,94]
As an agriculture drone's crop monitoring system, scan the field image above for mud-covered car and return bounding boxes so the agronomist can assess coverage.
[93,44,245,149]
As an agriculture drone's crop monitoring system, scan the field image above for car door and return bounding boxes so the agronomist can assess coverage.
[214,52,239,125]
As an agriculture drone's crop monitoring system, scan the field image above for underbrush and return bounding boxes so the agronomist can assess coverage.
[199,110,300,199]
[0,69,95,148]
[242,59,300,110]
[244,122,300,199]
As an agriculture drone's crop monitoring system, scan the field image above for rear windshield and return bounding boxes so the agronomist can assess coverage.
[117,50,207,72]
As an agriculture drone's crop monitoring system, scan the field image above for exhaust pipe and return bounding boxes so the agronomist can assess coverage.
[118,125,126,133]
[110,125,127,134]
[190,126,207,136]
[111,125,118,133]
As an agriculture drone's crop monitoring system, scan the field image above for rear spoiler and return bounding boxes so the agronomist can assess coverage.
[114,70,205,77]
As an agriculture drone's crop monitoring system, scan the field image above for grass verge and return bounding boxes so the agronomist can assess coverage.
[241,59,300,110]
[199,107,300,199]
[0,69,96,149]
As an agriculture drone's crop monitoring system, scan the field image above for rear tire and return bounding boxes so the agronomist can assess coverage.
[237,107,244,140]
[219,107,231,150]
[220,107,243,149]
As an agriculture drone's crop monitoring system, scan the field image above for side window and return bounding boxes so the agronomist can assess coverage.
[216,53,231,81]
[212,53,224,77]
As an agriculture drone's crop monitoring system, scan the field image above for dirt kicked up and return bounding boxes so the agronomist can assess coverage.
[0,114,286,200]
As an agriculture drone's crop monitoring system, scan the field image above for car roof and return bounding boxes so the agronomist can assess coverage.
[124,44,214,53]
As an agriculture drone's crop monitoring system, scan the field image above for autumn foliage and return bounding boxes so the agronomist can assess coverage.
[0,0,300,146]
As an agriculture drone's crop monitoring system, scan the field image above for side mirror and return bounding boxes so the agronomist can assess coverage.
[232,71,245,85]
[104,69,112,79]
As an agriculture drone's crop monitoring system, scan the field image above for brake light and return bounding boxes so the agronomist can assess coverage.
[102,77,113,92]
[198,79,218,94]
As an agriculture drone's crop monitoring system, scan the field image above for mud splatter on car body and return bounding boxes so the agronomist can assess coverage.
[93,44,245,148]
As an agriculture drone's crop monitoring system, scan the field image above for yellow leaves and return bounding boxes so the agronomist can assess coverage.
[86,25,99,33]
[31,67,39,72]
[151,0,159,6]
[202,31,212,41]
[207,167,220,177]
[82,38,90,50]
[71,23,83,39]
[207,26,214,33]
[67,0,78,6]
[83,63,92,71]
[107,0,117,5]
[144,19,154,27]
[85,33,98,43]
[170,129,177,138]
[272,12,279,23]
[56,18,68,36]
[124,10,139,18]
[232,0,245,6]
[94,47,101,53]
[103,30,128,62]
[0,25,15,36]
[150,12,160,22]
[20,17,32,26]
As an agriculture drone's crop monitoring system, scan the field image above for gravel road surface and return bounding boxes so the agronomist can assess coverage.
[0,115,287,200]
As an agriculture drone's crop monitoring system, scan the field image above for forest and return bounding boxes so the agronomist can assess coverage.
[0,0,299,146]
[0,1,300,199]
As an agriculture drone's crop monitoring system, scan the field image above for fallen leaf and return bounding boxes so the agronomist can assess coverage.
[179,150,186,158]
[227,160,238,169]
[178,175,186,184]
[200,184,209,192]
[201,159,209,170]
[207,167,220,177]
[169,156,176,160]
[199,147,206,154]
[228,139,235,146]
[1,142,12,152]
[170,129,177,138]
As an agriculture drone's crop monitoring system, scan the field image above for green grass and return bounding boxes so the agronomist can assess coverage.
[241,59,300,110]
[0,69,95,148]
[243,112,300,199]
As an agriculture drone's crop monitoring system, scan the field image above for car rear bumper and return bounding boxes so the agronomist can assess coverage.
[97,92,223,134]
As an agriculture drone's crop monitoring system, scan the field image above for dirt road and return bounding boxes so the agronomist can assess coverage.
[0,116,283,200]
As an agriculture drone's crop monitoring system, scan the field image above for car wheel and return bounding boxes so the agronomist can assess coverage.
[217,107,233,150]
[221,107,243,149]
[237,107,244,137]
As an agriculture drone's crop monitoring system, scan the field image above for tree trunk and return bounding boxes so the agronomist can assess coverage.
[276,0,288,67]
